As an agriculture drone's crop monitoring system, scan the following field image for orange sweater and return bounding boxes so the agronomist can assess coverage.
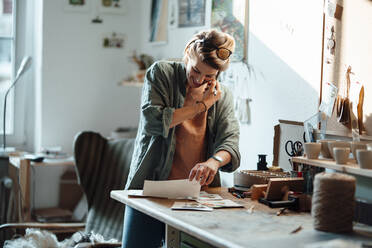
[168,110,208,180]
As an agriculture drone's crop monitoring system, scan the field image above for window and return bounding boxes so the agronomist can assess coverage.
[0,0,15,135]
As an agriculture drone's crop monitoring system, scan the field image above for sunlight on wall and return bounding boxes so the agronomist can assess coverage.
[249,0,324,94]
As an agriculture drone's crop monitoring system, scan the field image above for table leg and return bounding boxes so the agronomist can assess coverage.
[19,159,31,221]
[8,159,31,222]
[166,224,180,248]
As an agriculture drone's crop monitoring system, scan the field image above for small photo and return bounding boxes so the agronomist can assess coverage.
[99,0,126,15]
[102,32,126,49]
[69,0,85,5]
[198,191,223,200]
[171,201,213,211]
[64,0,91,12]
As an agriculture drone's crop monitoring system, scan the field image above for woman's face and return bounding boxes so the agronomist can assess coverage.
[185,54,219,89]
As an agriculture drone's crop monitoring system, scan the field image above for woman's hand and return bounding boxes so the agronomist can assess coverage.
[189,159,220,186]
[202,80,221,110]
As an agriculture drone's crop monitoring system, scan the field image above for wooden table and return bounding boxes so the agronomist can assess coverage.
[111,187,372,248]
[8,156,74,222]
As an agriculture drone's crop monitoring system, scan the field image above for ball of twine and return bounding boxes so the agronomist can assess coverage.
[312,172,356,233]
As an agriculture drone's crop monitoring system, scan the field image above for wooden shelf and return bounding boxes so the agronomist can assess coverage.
[292,156,372,178]
[118,80,143,87]
[314,129,372,141]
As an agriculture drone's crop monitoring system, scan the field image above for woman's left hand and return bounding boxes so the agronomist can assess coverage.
[189,160,219,186]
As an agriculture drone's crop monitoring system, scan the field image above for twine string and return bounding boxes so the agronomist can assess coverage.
[312,172,356,233]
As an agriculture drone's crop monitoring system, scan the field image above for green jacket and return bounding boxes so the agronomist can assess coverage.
[125,61,240,189]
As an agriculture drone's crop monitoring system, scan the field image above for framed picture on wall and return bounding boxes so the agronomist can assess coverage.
[211,0,248,61]
[149,0,168,44]
[64,0,91,12]
[168,0,178,29]
[98,0,126,15]
[178,0,206,28]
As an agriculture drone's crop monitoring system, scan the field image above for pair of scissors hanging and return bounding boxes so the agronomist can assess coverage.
[285,140,303,157]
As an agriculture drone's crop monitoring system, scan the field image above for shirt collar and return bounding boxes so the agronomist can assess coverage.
[180,62,187,97]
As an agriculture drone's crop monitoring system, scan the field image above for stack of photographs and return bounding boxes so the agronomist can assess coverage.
[171,191,244,211]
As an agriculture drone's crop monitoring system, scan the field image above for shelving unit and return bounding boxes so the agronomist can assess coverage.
[292,156,372,178]
[314,129,372,141]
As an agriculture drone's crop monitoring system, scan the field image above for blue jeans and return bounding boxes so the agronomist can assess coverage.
[122,206,165,248]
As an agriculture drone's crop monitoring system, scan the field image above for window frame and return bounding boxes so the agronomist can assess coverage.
[4,0,31,148]
[0,0,17,137]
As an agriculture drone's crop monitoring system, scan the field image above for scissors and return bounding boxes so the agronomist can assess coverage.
[285,140,303,157]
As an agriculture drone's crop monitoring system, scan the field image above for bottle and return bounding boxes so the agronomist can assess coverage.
[257,154,268,171]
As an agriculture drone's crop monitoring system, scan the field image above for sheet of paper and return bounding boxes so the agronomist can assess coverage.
[127,190,145,197]
[197,199,244,209]
[171,201,213,211]
[319,82,337,117]
[143,179,201,199]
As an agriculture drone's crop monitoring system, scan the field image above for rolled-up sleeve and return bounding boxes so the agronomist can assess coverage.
[141,62,175,138]
[214,87,241,172]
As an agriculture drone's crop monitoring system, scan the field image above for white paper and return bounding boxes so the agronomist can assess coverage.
[143,179,201,199]
[319,82,337,117]
[198,191,223,200]
[127,190,145,197]
[219,62,252,123]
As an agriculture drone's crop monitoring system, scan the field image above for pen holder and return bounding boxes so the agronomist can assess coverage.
[257,154,268,171]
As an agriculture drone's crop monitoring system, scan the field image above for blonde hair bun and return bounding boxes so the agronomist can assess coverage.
[183,29,235,71]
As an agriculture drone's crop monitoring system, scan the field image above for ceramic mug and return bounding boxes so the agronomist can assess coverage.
[356,150,372,169]
[333,147,350,164]
[304,142,321,159]
[317,139,332,158]
[327,141,350,159]
[350,141,367,160]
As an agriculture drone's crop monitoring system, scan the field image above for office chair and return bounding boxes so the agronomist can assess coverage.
[0,131,135,247]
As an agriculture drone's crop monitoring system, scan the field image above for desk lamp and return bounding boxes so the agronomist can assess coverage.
[0,56,32,155]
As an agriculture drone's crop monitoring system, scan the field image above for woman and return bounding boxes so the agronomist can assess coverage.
[122,29,240,247]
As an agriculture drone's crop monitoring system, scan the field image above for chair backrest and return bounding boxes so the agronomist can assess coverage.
[73,131,134,240]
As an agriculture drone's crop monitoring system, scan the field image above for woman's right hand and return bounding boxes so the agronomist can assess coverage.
[202,79,221,109]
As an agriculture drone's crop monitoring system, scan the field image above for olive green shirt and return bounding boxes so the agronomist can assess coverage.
[125,61,240,189]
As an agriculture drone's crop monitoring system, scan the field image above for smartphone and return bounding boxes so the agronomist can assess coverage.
[213,71,220,95]
[204,71,220,95]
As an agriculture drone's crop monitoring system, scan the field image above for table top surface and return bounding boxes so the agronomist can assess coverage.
[8,156,75,168]
[111,187,372,248]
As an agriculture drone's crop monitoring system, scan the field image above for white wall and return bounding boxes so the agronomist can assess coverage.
[38,0,142,154]
[32,0,324,192]
[218,0,323,185]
